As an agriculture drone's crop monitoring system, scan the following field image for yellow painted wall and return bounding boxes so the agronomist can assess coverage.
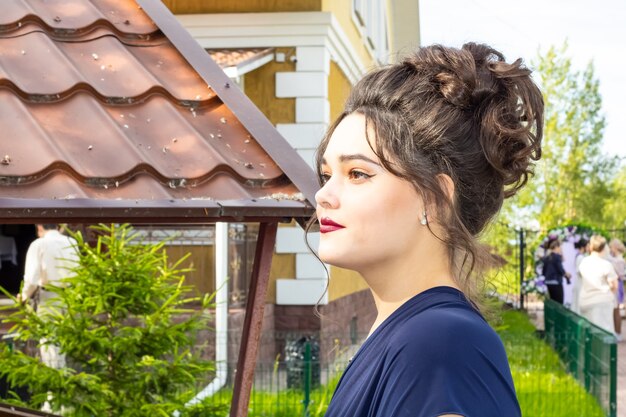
[244,48,296,125]
[329,265,369,301]
[267,252,296,302]
[321,0,376,69]
[328,60,352,122]
[163,0,321,14]
[386,0,420,59]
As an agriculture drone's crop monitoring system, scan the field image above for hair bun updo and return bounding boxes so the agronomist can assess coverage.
[406,43,543,200]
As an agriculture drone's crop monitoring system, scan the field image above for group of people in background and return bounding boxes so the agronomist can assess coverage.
[543,235,625,341]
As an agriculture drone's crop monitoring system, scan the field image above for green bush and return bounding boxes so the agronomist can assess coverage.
[0,224,224,417]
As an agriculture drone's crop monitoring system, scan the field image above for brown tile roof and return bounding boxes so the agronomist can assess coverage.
[0,0,317,224]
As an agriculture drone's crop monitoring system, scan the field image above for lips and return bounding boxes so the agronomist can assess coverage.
[319,217,345,233]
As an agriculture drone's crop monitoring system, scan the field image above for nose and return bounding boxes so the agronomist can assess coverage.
[315,179,339,210]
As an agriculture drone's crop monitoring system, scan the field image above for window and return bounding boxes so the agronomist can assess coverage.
[352,0,390,64]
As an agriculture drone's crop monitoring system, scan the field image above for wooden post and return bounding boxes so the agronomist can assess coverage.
[230,222,278,417]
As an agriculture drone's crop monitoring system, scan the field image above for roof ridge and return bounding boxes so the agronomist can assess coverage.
[0,80,217,107]
[0,162,288,190]
[0,14,157,41]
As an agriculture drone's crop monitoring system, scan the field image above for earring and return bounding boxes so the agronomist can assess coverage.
[420,211,428,226]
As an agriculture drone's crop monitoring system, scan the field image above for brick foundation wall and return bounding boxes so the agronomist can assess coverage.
[268,289,376,365]
[199,304,277,366]
[318,289,376,364]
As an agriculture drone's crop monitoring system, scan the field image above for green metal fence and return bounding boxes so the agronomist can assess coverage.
[544,299,617,417]
[196,359,345,417]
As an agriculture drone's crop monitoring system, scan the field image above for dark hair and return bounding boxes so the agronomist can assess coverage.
[41,224,59,231]
[314,43,543,302]
[574,239,588,250]
[548,239,560,250]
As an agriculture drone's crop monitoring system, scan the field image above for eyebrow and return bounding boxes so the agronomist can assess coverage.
[321,153,381,166]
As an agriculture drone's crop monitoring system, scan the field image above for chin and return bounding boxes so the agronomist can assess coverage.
[318,248,340,265]
[318,249,360,271]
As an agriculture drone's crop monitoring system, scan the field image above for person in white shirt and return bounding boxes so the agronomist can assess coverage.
[579,235,618,335]
[18,224,79,369]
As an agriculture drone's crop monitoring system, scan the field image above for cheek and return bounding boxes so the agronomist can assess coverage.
[356,191,421,241]
[385,184,422,219]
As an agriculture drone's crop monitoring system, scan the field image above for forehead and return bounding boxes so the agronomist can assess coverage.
[323,113,377,160]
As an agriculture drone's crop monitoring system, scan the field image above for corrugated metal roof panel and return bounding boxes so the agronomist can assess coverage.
[0,31,213,100]
[0,92,282,182]
[0,0,317,223]
[0,0,158,35]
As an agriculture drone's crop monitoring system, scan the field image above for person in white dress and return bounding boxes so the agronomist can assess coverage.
[608,238,625,339]
[578,235,618,335]
[571,238,588,314]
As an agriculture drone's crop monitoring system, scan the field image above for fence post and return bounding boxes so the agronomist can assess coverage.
[519,228,525,310]
[610,342,617,417]
[303,341,311,417]
[583,325,592,391]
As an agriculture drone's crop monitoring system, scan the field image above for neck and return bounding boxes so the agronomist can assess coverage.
[360,239,458,337]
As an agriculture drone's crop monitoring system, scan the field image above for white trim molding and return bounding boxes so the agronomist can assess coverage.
[176,12,368,84]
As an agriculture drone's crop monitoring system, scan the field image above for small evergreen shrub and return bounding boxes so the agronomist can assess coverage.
[0,223,224,417]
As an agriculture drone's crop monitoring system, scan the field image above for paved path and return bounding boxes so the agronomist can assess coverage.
[618,340,625,417]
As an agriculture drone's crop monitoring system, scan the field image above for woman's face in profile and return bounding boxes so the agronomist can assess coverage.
[315,113,425,272]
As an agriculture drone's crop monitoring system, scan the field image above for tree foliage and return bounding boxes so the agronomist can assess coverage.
[0,224,223,417]
[508,42,619,230]
[602,165,626,230]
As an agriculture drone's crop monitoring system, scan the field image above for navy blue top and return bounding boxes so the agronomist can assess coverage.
[542,253,566,285]
[324,286,520,417]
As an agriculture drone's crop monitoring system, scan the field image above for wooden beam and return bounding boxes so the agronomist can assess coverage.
[229,222,277,417]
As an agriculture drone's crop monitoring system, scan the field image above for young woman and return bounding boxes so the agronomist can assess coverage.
[608,238,625,339]
[314,43,543,417]
[572,238,589,314]
[542,239,571,305]
[579,235,618,334]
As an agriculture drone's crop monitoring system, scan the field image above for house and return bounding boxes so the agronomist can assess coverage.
[162,0,421,361]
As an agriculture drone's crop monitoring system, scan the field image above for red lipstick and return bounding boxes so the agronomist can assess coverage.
[319,217,345,233]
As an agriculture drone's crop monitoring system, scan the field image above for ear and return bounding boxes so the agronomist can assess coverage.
[420,175,455,227]
[437,174,455,202]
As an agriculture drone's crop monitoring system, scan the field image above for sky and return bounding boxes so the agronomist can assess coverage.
[419,0,626,159]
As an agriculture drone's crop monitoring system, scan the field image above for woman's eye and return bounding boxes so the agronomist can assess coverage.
[349,170,372,181]
[320,173,331,184]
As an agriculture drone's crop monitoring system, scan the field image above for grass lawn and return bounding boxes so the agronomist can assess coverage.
[495,309,606,417]
[205,377,339,417]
